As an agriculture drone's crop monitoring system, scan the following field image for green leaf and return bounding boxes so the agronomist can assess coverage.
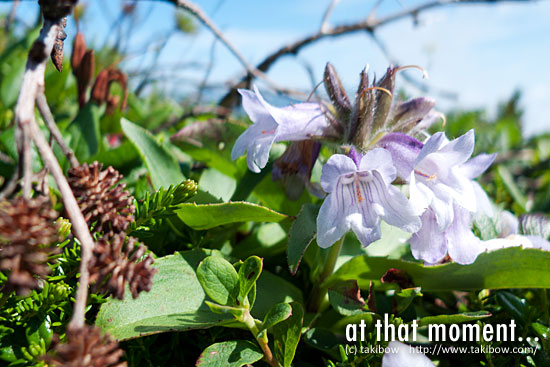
[121,118,185,189]
[287,204,319,275]
[197,256,240,307]
[497,165,528,212]
[496,291,529,326]
[199,168,236,202]
[0,59,25,107]
[87,140,139,170]
[252,272,303,320]
[394,287,423,314]
[230,163,272,201]
[328,280,366,316]
[96,250,301,340]
[238,256,262,305]
[204,301,245,318]
[261,303,293,331]
[326,247,550,291]
[417,311,492,327]
[96,250,235,340]
[196,340,263,367]
[272,302,303,367]
[67,103,103,161]
[174,202,287,230]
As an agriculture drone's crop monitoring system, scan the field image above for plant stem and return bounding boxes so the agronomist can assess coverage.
[241,310,279,367]
[307,236,345,313]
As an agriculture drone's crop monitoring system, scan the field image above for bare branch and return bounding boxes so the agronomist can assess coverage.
[320,0,340,33]
[217,0,533,107]
[166,0,300,97]
[36,92,80,168]
[14,7,94,329]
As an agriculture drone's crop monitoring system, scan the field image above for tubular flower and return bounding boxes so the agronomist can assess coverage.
[379,130,496,264]
[231,86,332,173]
[316,148,421,248]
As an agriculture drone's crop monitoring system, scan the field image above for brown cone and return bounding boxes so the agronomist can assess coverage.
[89,233,157,300]
[45,325,127,367]
[67,162,135,236]
[0,197,61,295]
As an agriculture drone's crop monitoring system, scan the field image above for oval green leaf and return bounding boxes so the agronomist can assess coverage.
[196,340,263,367]
[175,202,287,230]
[197,256,240,307]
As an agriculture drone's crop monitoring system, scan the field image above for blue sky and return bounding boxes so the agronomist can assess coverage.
[3,0,550,136]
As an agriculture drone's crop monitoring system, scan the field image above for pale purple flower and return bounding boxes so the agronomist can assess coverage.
[316,148,421,248]
[379,130,496,264]
[382,341,435,367]
[231,86,330,173]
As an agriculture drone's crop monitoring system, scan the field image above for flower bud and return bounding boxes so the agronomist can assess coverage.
[324,63,351,122]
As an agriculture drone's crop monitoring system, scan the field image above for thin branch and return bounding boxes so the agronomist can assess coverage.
[14,11,94,329]
[217,0,533,107]
[36,92,80,168]
[320,0,340,33]
[166,0,296,96]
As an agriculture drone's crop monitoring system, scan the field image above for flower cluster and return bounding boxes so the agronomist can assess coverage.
[232,63,498,265]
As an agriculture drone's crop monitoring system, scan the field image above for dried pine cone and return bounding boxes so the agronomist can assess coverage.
[45,325,127,367]
[89,233,157,300]
[0,197,61,295]
[68,162,135,236]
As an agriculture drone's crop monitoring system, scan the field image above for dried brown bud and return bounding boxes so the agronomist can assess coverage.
[77,50,95,107]
[90,68,128,114]
[71,32,86,73]
[0,197,61,295]
[51,18,67,72]
[67,162,135,236]
[324,63,351,121]
[45,325,127,367]
[90,234,157,300]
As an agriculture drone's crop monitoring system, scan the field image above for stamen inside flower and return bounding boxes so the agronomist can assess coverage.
[261,129,276,135]
[395,64,429,79]
[415,169,437,181]
[355,176,364,203]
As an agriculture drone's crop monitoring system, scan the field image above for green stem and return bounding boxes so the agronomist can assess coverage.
[307,236,345,313]
[241,310,279,367]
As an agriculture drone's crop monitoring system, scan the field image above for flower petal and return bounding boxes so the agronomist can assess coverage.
[320,154,357,193]
[317,192,349,248]
[370,171,421,233]
[377,133,423,180]
[446,206,482,264]
[410,210,447,264]
[359,148,397,184]
[382,341,435,367]
[238,88,276,125]
[434,129,475,167]
[414,132,447,166]
[458,153,497,179]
